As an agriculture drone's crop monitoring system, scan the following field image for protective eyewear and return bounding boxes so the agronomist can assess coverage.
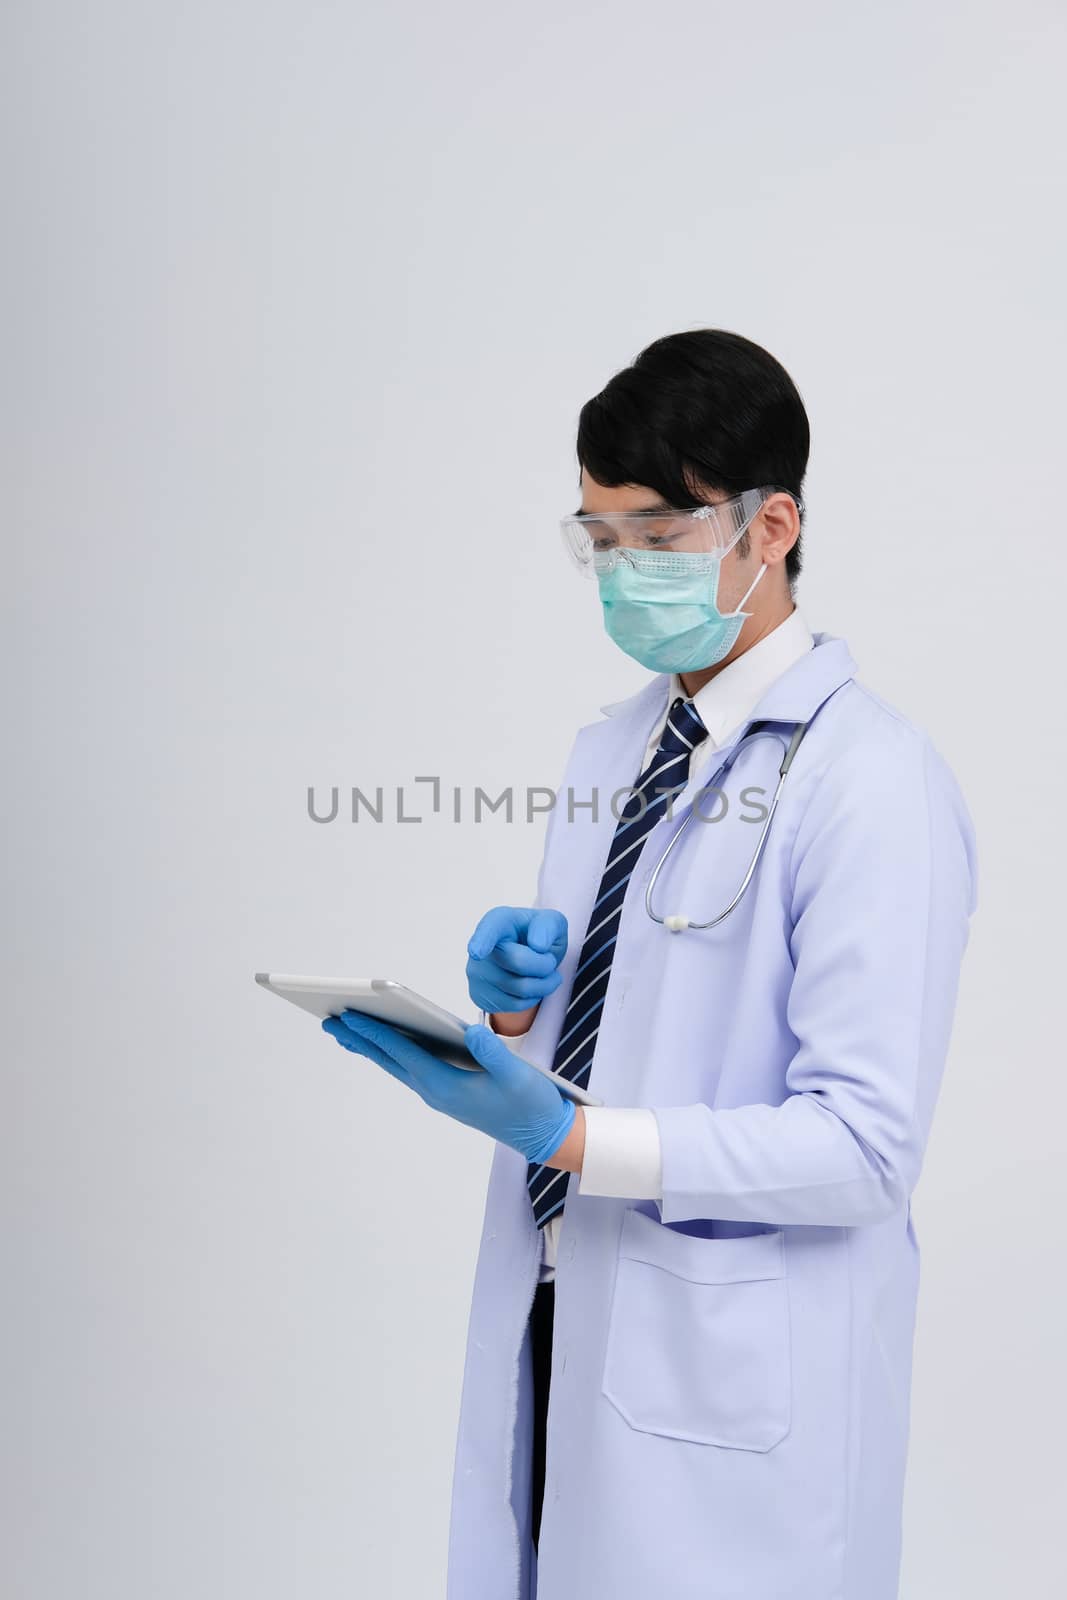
[560,485,794,579]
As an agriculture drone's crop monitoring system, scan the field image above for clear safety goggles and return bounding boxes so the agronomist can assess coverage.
[560,485,793,579]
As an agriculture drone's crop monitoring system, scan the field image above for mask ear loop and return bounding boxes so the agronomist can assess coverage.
[730,561,767,616]
[720,490,770,615]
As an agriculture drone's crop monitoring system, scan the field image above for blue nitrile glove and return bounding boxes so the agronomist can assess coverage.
[321,1011,576,1165]
[465,906,568,1013]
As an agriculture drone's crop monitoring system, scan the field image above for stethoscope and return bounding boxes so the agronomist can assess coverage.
[644,720,810,933]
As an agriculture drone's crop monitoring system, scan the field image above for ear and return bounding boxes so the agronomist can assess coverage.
[756,492,801,570]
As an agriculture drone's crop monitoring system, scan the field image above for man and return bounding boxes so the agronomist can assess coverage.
[324,329,977,1599]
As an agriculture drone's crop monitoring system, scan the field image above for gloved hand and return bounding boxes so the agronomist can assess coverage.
[322,1011,577,1165]
[466,905,568,1014]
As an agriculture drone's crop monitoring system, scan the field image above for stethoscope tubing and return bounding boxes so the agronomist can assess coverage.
[644,720,809,933]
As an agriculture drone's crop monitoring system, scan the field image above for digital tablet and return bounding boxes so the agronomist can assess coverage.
[254,973,604,1108]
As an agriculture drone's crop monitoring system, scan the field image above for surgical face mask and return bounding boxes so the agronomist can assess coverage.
[560,485,785,674]
[596,549,767,674]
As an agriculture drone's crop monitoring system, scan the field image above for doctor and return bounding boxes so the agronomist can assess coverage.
[324,329,977,1599]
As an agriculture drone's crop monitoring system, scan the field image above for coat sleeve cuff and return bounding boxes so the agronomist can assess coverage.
[577,1107,663,1199]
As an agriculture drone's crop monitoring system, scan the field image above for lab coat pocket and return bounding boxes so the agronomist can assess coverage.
[601,1207,792,1451]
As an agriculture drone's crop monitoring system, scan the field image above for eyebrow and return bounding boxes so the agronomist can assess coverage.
[572,497,677,517]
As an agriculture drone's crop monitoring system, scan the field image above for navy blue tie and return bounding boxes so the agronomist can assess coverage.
[526,696,710,1227]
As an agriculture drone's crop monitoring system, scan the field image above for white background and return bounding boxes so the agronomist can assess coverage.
[4,2,1065,1595]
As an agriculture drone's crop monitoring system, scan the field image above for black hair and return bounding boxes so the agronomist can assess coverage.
[575,329,809,587]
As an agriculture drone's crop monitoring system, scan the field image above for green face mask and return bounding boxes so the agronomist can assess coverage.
[597,550,767,674]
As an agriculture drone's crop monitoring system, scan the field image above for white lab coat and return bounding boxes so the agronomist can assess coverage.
[446,632,977,1600]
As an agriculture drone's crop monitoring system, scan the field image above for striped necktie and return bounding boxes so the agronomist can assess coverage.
[526,696,710,1228]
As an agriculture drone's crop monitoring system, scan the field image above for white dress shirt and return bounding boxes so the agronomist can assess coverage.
[503,607,815,1283]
